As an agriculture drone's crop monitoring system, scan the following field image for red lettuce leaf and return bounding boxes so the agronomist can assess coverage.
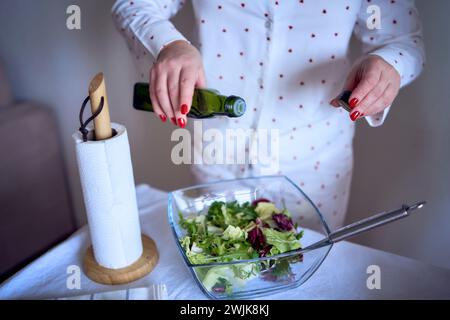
[247,226,266,251]
[251,198,271,207]
[272,213,295,231]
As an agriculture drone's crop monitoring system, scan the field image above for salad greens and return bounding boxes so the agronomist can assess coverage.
[178,199,304,294]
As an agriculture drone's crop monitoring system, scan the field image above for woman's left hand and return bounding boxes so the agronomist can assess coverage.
[331,55,401,121]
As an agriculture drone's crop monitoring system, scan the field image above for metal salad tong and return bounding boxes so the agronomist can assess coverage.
[300,201,426,253]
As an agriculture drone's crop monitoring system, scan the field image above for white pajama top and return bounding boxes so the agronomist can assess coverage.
[112,0,424,230]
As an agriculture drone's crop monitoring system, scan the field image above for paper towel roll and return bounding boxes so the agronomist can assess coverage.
[73,123,143,269]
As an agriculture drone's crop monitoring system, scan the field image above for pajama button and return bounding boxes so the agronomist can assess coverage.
[265,21,271,28]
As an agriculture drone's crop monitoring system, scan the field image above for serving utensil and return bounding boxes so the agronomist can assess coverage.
[300,201,426,253]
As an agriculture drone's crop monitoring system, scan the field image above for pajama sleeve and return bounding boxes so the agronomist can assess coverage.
[353,0,425,127]
[112,0,188,59]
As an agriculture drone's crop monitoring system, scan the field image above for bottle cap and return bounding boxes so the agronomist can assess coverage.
[336,90,352,112]
[224,96,246,117]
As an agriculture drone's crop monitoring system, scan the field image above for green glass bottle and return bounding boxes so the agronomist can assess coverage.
[133,83,246,118]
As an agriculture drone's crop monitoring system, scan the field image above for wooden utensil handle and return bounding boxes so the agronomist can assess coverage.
[89,73,112,140]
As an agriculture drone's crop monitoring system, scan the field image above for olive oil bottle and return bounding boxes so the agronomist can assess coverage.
[133,83,246,118]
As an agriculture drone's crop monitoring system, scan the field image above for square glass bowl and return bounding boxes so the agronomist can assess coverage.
[168,176,333,299]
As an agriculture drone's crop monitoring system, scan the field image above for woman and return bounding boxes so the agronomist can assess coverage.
[112,0,424,230]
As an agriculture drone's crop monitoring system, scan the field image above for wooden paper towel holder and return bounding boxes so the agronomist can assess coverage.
[84,235,159,285]
[82,73,159,285]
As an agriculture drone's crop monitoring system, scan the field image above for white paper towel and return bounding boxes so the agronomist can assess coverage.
[73,123,143,269]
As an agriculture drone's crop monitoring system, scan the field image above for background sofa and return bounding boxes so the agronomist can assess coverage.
[0,61,75,281]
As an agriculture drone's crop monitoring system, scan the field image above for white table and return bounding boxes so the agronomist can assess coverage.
[1,185,449,300]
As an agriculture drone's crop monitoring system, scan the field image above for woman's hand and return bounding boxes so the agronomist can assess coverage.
[150,40,206,127]
[331,55,401,121]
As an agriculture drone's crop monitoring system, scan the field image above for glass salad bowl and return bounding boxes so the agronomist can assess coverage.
[168,176,333,300]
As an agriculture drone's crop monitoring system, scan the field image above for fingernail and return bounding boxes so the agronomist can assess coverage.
[171,117,176,125]
[349,98,359,109]
[178,118,186,128]
[159,114,167,122]
[350,111,361,121]
[330,99,339,107]
[181,104,188,115]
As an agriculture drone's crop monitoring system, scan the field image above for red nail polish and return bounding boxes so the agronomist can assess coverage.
[350,111,361,121]
[349,98,359,109]
[159,114,167,122]
[171,117,176,125]
[178,118,186,128]
[181,104,188,115]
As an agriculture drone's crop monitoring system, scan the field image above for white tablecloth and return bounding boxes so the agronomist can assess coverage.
[1,185,449,300]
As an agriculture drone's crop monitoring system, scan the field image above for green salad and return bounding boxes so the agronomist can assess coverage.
[178,198,304,294]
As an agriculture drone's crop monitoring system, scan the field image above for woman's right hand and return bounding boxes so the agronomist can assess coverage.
[150,40,207,128]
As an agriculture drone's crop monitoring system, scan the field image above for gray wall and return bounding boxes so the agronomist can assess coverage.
[349,0,450,269]
[0,0,448,269]
[0,0,195,231]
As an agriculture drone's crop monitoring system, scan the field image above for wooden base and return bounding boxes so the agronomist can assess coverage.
[83,235,159,285]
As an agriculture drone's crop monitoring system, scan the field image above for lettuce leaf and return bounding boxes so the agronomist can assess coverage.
[254,202,279,220]
[263,228,301,254]
[222,225,247,241]
[180,201,303,265]
[272,213,295,231]
[207,201,257,229]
